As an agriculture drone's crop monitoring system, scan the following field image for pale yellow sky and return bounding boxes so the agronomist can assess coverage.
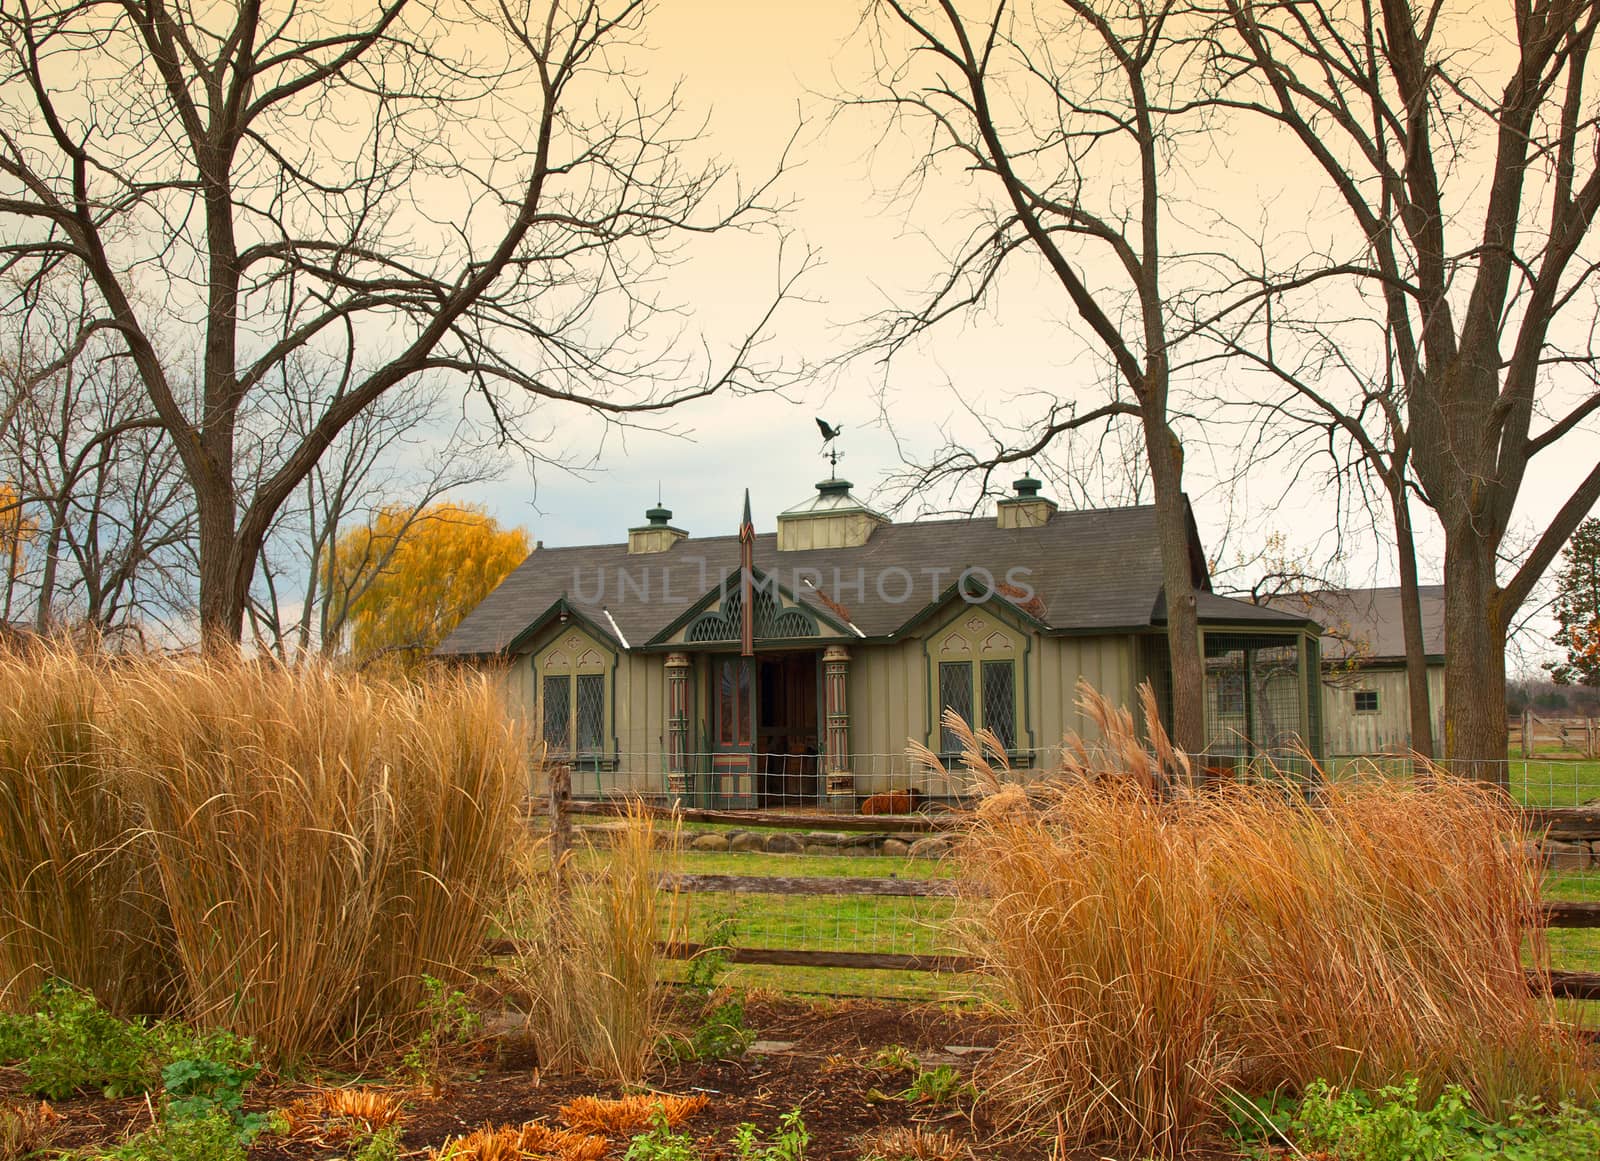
[433,0,1595,666]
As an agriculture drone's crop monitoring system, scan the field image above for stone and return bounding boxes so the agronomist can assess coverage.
[879,838,911,857]
[729,831,764,853]
[909,835,954,859]
[806,832,849,847]
[803,844,836,856]
[690,833,729,852]
[765,832,805,854]
[1542,839,1591,871]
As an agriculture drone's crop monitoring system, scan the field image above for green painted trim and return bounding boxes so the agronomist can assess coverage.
[504,598,621,657]
[529,621,619,762]
[641,565,856,647]
[893,578,1054,639]
[918,601,1035,758]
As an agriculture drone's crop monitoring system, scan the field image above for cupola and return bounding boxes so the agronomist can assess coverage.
[996,476,1057,529]
[627,503,688,554]
[776,478,888,551]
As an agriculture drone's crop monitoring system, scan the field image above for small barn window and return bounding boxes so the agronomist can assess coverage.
[1353,689,1379,714]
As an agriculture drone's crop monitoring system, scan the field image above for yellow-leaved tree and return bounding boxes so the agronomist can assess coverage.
[325,503,528,668]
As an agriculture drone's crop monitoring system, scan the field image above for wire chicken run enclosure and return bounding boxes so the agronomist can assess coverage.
[1200,631,1322,774]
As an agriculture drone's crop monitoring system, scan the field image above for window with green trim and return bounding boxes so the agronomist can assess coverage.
[933,620,1022,758]
[536,630,612,760]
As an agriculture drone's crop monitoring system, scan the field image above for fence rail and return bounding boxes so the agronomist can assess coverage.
[1516,712,1600,759]
[522,786,1600,1001]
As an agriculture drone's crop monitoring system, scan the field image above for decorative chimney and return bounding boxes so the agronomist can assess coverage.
[777,479,888,551]
[996,476,1057,529]
[627,503,688,554]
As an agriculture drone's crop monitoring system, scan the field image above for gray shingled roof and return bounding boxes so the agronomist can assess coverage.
[1263,585,1446,661]
[437,503,1310,656]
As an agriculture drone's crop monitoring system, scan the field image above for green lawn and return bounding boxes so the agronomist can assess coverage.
[1510,758,1600,807]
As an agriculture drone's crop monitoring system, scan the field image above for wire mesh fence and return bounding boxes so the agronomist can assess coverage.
[551,749,1600,809]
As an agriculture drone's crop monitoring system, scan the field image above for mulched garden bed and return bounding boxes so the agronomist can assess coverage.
[0,996,1247,1159]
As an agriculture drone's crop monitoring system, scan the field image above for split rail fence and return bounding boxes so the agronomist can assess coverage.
[515,771,1600,1001]
[1516,710,1600,759]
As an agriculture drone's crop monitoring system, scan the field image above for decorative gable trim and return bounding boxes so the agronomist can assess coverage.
[643,567,855,648]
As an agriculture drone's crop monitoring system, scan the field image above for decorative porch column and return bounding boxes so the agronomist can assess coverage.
[665,652,691,801]
[822,645,853,804]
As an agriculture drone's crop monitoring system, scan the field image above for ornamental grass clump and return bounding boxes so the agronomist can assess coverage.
[504,799,684,1082]
[0,644,173,1015]
[110,657,525,1064]
[0,640,526,1064]
[929,680,1589,1158]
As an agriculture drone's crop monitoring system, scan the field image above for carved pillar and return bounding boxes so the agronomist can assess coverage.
[822,645,853,803]
[665,652,691,801]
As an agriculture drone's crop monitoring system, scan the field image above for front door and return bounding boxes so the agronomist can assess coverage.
[709,655,757,808]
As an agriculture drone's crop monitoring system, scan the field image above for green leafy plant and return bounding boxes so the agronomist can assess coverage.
[623,1108,700,1161]
[401,974,482,1087]
[899,1065,975,1106]
[351,1125,404,1161]
[162,1047,267,1143]
[732,1109,809,1161]
[1290,1078,1600,1161]
[684,913,738,997]
[96,1108,247,1161]
[12,981,157,1099]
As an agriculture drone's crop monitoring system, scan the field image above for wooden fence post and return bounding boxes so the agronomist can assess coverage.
[1523,707,1535,758]
[549,760,572,903]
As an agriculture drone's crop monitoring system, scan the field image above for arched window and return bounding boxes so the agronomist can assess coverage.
[930,613,1021,758]
[536,629,612,760]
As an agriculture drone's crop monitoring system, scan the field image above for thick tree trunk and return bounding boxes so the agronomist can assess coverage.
[1391,488,1435,760]
[1148,425,1205,758]
[195,488,248,654]
[1441,533,1508,786]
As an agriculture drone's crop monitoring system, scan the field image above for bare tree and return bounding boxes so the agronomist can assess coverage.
[1215,0,1600,775]
[853,0,1215,753]
[0,0,804,650]
[1215,311,1440,758]
[245,366,506,662]
[0,275,194,639]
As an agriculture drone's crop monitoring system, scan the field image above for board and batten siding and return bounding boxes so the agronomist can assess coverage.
[1322,664,1445,756]
[846,637,926,791]
[1034,634,1140,749]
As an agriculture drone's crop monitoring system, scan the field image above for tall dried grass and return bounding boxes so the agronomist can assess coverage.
[926,680,1590,1157]
[0,642,525,1063]
[0,646,173,1013]
[504,800,683,1082]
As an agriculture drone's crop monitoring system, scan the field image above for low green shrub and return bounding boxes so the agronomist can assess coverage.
[96,1108,246,1161]
[351,1125,403,1161]
[898,1065,974,1106]
[1,981,158,1099]
[1291,1078,1600,1161]
[400,974,482,1088]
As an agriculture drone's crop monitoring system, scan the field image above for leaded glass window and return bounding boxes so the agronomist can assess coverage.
[939,660,973,756]
[982,660,1016,750]
[576,673,605,753]
[542,673,570,754]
